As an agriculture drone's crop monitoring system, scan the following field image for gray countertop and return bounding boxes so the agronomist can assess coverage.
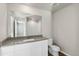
[1,35,48,47]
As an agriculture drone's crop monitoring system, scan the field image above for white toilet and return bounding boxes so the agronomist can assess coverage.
[48,39,60,56]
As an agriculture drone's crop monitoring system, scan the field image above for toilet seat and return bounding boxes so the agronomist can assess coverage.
[49,45,60,56]
[50,45,60,51]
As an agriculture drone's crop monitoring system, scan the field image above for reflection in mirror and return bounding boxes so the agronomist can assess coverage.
[14,17,26,37]
[27,15,42,36]
[8,11,42,37]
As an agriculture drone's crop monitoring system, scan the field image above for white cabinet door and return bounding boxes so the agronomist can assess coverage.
[1,45,14,56]
[40,40,48,56]
[13,43,31,56]
[1,43,32,56]
[30,40,48,56]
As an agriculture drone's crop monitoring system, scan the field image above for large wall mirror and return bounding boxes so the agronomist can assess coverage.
[7,11,42,37]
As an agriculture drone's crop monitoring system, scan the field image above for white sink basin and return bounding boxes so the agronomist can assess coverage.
[23,39,35,42]
[14,39,35,44]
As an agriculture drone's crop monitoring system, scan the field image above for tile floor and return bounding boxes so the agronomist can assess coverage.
[48,52,66,56]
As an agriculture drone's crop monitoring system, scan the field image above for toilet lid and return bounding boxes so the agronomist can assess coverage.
[51,45,60,51]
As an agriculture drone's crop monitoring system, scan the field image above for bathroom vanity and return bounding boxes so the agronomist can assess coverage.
[0,35,48,56]
[1,10,48,56]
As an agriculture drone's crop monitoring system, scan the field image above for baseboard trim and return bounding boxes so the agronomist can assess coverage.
[60,51,71,56]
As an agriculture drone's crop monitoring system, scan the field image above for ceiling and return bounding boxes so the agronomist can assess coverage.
[51,3,71,13]
[11,3,72,12]
[22,3,71,12]
[22,3,52,11]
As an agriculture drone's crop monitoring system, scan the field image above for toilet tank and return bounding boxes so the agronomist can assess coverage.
[48,38,53,46]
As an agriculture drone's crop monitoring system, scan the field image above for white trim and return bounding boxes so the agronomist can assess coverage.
[60,51,71,56]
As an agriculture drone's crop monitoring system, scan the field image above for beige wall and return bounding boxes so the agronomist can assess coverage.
[7,4,52,38]
[0,4,7,42]
[52,4,79,55]
[75,4,79,56]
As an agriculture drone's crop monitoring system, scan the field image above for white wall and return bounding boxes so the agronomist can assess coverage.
[0,4,7,42]
[52,4,79,55]
[7,4,52,38]
[75,4,79,56]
